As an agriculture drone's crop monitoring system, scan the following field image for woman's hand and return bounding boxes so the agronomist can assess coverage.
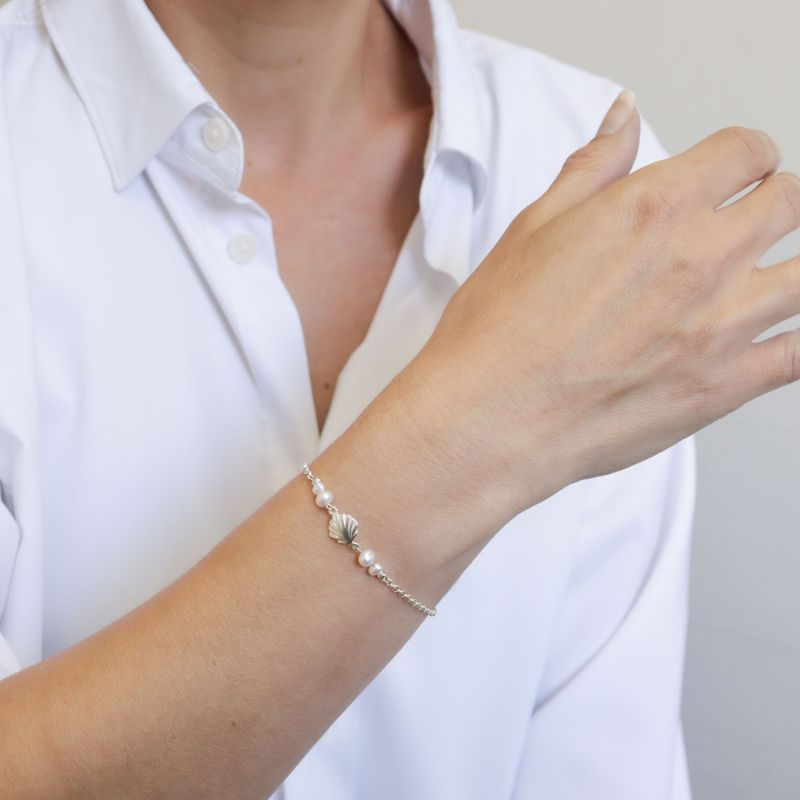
[394,91,800,518]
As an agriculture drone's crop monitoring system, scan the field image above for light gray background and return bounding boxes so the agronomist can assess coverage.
[452,1,800,797]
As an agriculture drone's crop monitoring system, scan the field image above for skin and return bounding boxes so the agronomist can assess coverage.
[2,2,800,798]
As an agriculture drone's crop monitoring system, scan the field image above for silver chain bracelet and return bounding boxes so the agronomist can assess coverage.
[300,463,437,617]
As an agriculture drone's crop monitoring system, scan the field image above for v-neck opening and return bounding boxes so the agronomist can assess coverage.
[312,208,424,452]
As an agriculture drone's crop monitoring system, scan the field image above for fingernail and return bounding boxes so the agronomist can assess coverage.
[596,88,637,136]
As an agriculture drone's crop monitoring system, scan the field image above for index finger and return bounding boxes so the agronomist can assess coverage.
[655,126,781,210]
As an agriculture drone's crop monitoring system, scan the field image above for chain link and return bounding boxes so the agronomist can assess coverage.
[300,463,437,617]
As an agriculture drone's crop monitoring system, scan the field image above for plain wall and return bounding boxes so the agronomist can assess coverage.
[451,0,800,797]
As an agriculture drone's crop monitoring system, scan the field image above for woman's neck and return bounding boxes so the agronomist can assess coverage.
[145,0,428,169]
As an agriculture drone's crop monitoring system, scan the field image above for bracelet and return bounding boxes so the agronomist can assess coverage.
[300,463,438,617]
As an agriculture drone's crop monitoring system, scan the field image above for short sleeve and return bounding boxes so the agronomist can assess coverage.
[0,501,23,677]
[510,434,698,799]
[0,19,45,677]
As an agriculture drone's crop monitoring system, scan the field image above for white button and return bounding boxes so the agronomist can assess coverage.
[202,116,232,152]
[227,232,259,265]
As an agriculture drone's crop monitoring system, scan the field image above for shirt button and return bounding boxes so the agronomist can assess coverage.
[227,232,260,265]
[202,115,232,152]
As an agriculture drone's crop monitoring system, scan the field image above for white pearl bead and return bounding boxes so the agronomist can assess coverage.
[368,562,383,577]
[358,549,375,567]
[315,490,334,507]
[311,481,325,495]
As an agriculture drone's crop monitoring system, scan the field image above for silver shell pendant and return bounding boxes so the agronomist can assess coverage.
[328,512,359,544]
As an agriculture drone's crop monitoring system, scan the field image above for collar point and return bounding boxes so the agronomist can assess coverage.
[109,162,141,193]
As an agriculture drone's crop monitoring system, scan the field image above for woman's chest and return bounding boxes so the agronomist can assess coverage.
[262,194,422,435]
[237,122,427,435]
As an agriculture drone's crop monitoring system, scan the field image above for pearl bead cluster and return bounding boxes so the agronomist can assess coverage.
[300,463,437,616]
[357,548,384,578]
[311,478,334,509]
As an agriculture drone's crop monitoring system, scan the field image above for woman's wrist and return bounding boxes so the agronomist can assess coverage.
[312,350,570,592]
[310,382,495,595]
[380,344,574,521]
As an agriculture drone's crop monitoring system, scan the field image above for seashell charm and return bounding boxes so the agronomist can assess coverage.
[328,512,359,545]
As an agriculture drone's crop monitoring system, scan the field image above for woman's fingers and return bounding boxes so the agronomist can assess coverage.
[738,255,800,339]
[740,325,800,402]
[716,171,800,264]
[663,126,781,209]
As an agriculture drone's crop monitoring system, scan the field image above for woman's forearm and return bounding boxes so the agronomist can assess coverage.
[0,367,544,800]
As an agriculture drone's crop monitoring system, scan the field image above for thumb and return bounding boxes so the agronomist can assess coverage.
[525,88,641,231]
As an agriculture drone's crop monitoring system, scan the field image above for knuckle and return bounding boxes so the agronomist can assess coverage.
[781,334,800,385]
[774,260,800,301]
[627,177,676,228]
[561,143,601,174]
[772,172,800,229]
[718,126,777,174]
[759,332,800,391]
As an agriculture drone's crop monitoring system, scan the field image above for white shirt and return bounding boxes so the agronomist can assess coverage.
[0,0,697,797]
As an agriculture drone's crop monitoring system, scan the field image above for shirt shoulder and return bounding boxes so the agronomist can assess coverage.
[0,0,50,146]
[0,0,45,52]
[0,2,40,440]
[460,27,670,172]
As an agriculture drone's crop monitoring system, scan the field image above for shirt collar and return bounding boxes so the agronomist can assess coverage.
[42,0,487,284]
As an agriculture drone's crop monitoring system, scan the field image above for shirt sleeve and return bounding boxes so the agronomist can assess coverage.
[509,114,697,800]
[0,25,44,678]
[509,434,697,799]
[0,502,23,678]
